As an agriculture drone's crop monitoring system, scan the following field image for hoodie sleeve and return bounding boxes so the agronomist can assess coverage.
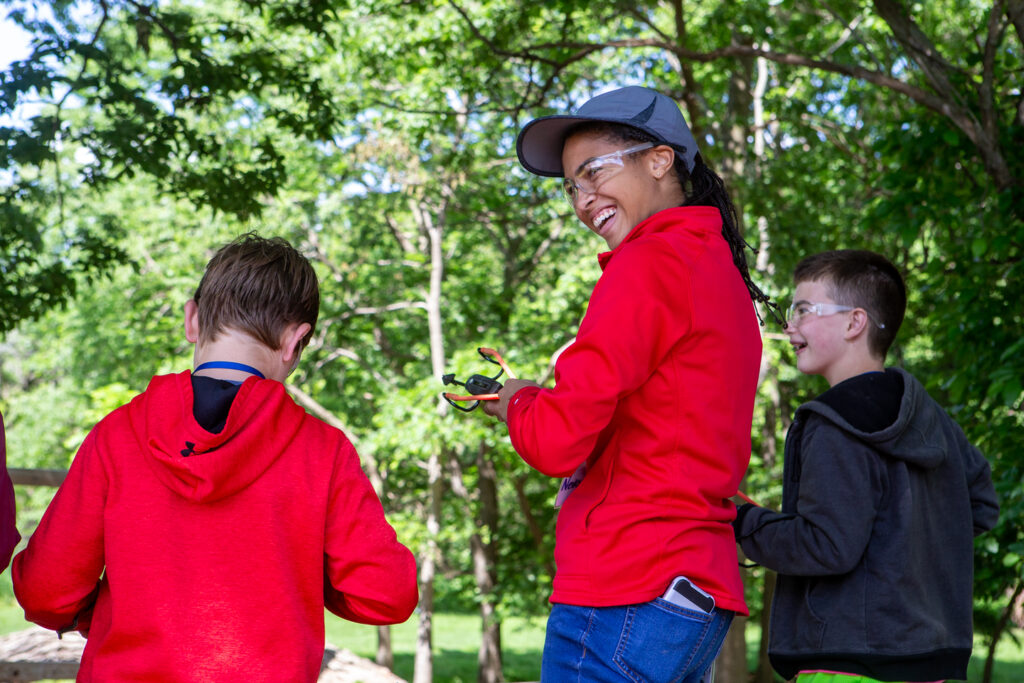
[957,429,999,536]
[507,239,692,477]
[737,418,885,576]
[0,415,21,571]
[323,438,418,625]
[13,427,107,632]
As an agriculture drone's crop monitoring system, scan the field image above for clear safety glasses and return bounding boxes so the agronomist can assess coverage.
[786,302,886,329]
[561,142,654,207]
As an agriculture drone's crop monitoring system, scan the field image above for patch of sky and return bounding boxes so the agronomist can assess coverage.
[0,12,31,71]
[1,5,40,128]
[1,2,103,127]
[74,145,96,166]
[341,180,368,197]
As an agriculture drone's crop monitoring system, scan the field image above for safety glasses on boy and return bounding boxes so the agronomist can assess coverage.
[786,301,886,329]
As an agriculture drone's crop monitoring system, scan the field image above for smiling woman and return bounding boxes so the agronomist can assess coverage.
[559,133,681,250]
[480,86,780,683]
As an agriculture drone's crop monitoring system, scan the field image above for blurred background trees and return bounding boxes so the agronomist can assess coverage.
[1,1,1020,681]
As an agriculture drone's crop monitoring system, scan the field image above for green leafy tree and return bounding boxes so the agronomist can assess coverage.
[0,0,338,330]
[4,2,1022,682]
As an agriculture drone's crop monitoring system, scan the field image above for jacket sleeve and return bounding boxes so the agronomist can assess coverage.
[736,419,884,576]
[0,415,21,572]
[323,438,418,625]
[957,429,999,536]
[506,240,692,477]
[13,427,107,632]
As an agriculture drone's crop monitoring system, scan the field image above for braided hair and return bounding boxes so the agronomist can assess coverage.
[567,122,784,327]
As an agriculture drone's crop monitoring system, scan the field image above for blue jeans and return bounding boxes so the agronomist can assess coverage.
[540,600,733,683]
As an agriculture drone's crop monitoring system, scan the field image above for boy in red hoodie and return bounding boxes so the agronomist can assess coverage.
[13,233,418,682]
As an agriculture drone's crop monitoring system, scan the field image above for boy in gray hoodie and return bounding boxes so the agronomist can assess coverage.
[734,249,998,682]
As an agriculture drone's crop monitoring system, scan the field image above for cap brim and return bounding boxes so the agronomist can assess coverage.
[516,113,694,178]
[515,115,599,178]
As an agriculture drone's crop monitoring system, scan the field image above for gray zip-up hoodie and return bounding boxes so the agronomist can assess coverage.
[735,368,999,681]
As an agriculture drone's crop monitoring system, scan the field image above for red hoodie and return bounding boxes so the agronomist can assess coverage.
[13,372,417,682]
[506,206,762,614]
[0,414,20,571]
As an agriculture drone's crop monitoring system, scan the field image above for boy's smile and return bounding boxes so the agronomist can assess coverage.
[786,280,851,385]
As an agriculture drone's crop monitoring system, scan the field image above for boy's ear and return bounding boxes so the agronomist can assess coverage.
[281,322,313,364]
[844,308,871,341]
[184,300,200,344]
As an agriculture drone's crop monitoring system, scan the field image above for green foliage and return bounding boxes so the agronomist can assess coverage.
[3,0,1023,679]
[0,0,342,331]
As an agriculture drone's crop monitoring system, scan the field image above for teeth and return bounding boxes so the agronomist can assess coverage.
[594,209,616,228]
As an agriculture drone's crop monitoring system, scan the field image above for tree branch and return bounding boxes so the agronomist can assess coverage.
[1008,0,1024,45]
[385,213,417,255]
[446,0,564,67]
[492,26,1015,188]
[626,5,671,43]
[285,383,386,495]
[509,471,556,579]
[815,2,884,70]
[339,300,428,320]
[871,0,1013,187]
[671,0,705,141]
[312,345,392,389]
[122,0,184,57]
[537,337,574,387]
[980,0,1007,144]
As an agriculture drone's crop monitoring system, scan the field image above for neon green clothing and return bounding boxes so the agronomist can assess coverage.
[797,671,942,683]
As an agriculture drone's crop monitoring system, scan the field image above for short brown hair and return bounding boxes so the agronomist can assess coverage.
[793,249,906,358]
[193,233,319,350]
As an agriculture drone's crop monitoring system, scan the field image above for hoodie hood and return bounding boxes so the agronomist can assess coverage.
[799,368,948,470]
[129,371,306,502]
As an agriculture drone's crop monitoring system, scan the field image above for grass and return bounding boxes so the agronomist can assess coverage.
[323,612,546,682]
[966,631,1024,683]
[0,584,1021,683]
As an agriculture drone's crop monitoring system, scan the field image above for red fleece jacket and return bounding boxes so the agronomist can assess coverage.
[13,372,417,682]
[507,206,762,614]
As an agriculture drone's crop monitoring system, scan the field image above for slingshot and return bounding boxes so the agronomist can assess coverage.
[442,348,516,412]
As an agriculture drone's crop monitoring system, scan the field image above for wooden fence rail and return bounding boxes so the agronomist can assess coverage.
[8,469,67,488]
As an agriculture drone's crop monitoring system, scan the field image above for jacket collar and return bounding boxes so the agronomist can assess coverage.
[597,205,721,270]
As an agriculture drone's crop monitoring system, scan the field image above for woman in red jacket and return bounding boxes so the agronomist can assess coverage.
[483,86,775,682]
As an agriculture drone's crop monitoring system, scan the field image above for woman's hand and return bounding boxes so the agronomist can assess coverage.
[481,378,541,423]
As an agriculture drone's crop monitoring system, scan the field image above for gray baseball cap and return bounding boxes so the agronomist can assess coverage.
[516,86,700,178]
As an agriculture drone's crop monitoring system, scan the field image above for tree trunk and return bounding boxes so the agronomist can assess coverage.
[983,580,1024,683]
[414,199,449,683]
[752,49,781,683]
[715,615,748,683]
[475,444,504,683]
[447,443,505,683]
[714,30,758,683]
[376,626,393,670]
[510,472,556,580]
[755,571,777,683]
[413,455,442,683]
